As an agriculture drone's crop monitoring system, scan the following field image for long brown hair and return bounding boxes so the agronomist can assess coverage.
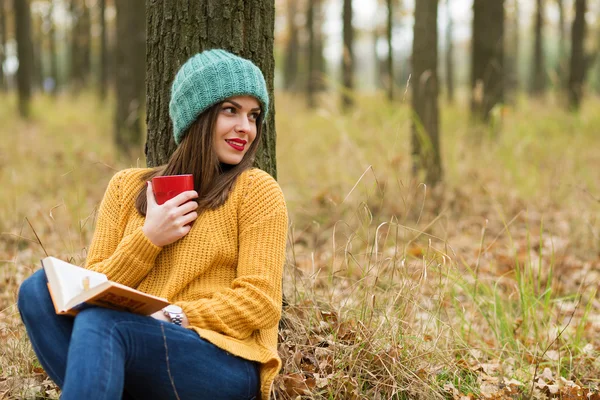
[135,101,264,215]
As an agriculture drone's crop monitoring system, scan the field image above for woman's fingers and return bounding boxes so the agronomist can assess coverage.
[147,181,158,206]
[179,200,198,215]
[180,211,198,226]
[166,190,198,208]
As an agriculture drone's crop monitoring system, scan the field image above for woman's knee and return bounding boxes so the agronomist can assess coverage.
[17,269,50,317]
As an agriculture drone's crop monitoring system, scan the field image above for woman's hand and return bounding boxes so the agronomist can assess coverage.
[142,181,199,247]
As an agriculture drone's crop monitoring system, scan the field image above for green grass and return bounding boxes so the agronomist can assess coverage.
[1,90,599,399]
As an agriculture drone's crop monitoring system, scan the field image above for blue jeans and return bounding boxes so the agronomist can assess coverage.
[17,269,260,400]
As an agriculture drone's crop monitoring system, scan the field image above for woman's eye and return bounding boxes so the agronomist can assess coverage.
[249,112,260,121]
[222,106,236,114]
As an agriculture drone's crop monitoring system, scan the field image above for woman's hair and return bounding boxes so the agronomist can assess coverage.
[134,100,264,216]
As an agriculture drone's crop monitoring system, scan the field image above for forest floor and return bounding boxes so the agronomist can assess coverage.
[0,91,599,399]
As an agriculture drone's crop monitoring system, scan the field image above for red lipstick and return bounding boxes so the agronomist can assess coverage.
[226,138,247,151]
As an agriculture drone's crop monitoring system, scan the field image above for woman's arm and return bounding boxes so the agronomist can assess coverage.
[175,171,288,339]
[85,170,163,287]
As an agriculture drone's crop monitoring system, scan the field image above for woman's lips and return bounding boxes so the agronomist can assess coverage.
[226,139,246,151]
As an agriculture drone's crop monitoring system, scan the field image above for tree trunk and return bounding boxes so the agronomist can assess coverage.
[145,0,277,179]
[445,0,454,103]
[557,0,566,88]
[530,0,545,94]
[306,0,316,108]
[342,0,354,108]
[14,0,33,118]
[99,0,108,100]
[411,0,441,186]
[283,0,298,91]
[47,2,59,94]
[314,1,326,91]
[70,0,81,89]
[32,12,44,91]
[70,0,91,90]
[386,0,394,101]
[81,2,91,83]
[568,0,586,110]
[505,0,519,99]
[115,0,146,156]
[0,0,6,91]
[471,0,504,122]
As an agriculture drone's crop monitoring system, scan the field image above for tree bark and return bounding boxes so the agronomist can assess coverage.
[445,0,454,103]
[0,0,6,91]
[283,0,298,91]
[99,0,108,100]
[386,0,394,101]
[411,0,441,186]
[530,0,546,94]
[568,0,586,110]
[342,0,354,108]
[14,0,33,118]
[115,0,146,156]
[306,0,316,108]
[471,0,504,122]
[145,0,277,179]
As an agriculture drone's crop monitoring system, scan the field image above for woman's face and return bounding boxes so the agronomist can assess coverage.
[213,95,261,165]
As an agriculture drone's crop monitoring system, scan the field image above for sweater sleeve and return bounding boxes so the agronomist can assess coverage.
[176,170,288,340]
[84,169,163,288]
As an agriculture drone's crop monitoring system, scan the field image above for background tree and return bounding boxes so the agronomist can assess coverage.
[471,0,505,122]
[14,0,33,118]
[114,0,145,156]
[70,0,91,91]
[386,0,394,101]
[0,0,6,91]
[505,0,520,100]
[99,0,108,100]
[557,0,567,87]
[411,0,441,185]
[531,0,546,94]
[568,0,587,110]
[283,0,299,91]
[445,0,454,103]
[32,10,43,91]
[145,0,277,178]
[47,2,59,94]
[306,0,316,108]
[313,0,326,91]
[342,0,354,108]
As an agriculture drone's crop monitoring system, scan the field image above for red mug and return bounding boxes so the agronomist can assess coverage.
[151,175,194,205]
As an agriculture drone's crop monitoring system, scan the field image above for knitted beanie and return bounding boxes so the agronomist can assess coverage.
[169,49,269,145]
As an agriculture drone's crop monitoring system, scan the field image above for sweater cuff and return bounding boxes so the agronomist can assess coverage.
[131,226,163,263]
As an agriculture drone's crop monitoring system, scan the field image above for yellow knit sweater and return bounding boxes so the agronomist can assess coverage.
[84,167,288,399]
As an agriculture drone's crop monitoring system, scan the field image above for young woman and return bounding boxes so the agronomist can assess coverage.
[18,49,288,400]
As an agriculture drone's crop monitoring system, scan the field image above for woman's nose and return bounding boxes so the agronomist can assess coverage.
[235,115,252,132]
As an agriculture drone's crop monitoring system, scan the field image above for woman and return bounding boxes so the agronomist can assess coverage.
[18,49,288,400]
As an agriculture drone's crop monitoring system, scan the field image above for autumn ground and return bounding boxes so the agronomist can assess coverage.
[0,91,599,399]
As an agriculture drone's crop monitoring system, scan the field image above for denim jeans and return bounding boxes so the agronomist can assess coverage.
[17,269,260,400]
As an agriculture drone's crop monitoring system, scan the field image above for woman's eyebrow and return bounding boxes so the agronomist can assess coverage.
[225,100,261,112]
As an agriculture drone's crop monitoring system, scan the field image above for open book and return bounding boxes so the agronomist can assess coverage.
[42,256,170,316]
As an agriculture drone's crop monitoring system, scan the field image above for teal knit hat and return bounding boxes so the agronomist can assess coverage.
[169,49,269,145]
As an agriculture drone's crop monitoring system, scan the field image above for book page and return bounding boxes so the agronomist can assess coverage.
[43,257,107,310]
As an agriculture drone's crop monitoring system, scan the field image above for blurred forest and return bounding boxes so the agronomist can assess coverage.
[1,0,600,399]
[2,0,600,180]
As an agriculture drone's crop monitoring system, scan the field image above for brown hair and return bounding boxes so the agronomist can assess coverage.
[135,101,264,216]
